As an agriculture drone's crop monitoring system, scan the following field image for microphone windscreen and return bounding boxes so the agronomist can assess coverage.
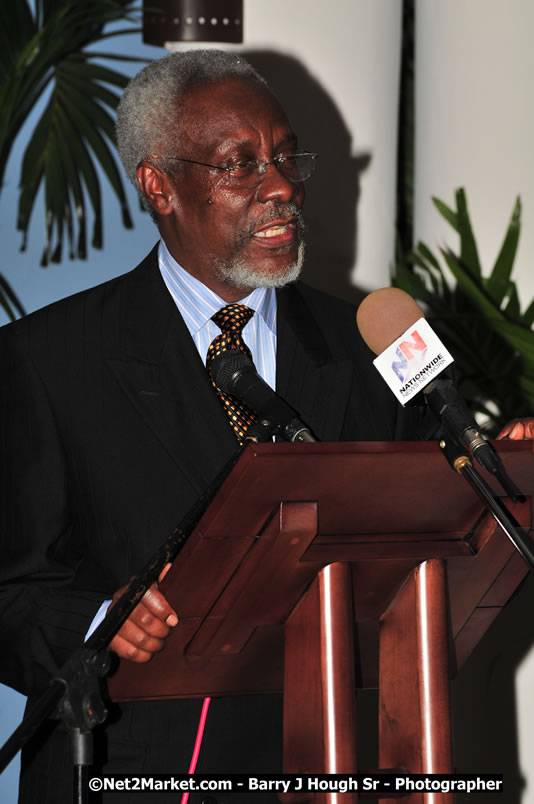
[356,287,424,356]
[210,350,251,393]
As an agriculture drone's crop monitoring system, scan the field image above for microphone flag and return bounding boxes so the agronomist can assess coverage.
[372,318,454,405]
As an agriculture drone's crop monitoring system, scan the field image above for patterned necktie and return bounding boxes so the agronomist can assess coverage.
[206,304,256,444]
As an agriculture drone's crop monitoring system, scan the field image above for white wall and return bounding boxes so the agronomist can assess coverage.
[415,0,534,303]
[167,0,402,299]
[245,0,402,293]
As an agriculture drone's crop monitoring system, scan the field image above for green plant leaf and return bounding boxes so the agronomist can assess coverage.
[503,282,521,319]
[0,274,26,321]
[432,197,458,232]
[519,374,534,402]
[455,188,482,277]
[416,241,442,272]
[485,196,521,306]
[490,319,534,358]
[394,262,434,305]
[440,248,501,321]
[522,300,534,328]
[58,77,132,225]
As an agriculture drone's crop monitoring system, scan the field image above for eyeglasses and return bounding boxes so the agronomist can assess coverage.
[147,152,318,188]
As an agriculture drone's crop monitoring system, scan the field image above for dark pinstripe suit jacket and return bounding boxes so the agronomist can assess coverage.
[0,247,425,802]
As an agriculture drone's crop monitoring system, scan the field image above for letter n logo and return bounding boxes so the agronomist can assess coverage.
[398,330,427,359]
[391,330,427,381]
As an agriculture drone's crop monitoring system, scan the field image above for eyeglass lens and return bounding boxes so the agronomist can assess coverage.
[228,154,317,187]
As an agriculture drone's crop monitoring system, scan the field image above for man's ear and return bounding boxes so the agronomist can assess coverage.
[136,162,176,217]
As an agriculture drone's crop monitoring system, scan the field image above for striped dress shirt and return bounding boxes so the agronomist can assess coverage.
[158,239,277,389]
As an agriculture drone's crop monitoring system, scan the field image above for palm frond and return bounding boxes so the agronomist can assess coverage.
[1,0,143,265]
[0,275,26,322]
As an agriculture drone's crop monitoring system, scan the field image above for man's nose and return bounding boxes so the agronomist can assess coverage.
[255,162,301,205]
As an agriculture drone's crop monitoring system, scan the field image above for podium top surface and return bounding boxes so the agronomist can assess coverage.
[197,439,534,544]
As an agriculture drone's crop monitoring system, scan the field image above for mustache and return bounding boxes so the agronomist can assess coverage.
[242,204,305,238]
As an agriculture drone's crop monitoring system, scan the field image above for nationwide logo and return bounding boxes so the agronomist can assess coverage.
[372,318,454,405]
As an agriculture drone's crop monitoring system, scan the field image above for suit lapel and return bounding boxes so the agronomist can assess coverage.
[107,249,237,493]
[276,283,353,442]
[106,251,351,484]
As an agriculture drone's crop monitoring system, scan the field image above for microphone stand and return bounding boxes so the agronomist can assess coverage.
[438,431,534,571]
[424,378,525,502]
[0,420,276,803]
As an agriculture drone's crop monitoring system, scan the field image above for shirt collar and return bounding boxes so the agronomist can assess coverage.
[158,239,277,337]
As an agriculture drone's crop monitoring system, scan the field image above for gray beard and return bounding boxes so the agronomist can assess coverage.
[214,240,305,291]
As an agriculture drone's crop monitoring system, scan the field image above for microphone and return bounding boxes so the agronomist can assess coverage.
[356,287,514,485]
[209,350,316,443]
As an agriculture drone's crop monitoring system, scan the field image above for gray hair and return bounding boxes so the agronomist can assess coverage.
[116,49,267,193]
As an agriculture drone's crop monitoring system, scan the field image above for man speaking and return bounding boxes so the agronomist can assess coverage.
[0,49,529,803]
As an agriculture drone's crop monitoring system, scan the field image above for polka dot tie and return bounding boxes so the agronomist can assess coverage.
[206,304,256,444]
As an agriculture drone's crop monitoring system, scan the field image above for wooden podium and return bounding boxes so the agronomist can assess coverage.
[107,440,534,802]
